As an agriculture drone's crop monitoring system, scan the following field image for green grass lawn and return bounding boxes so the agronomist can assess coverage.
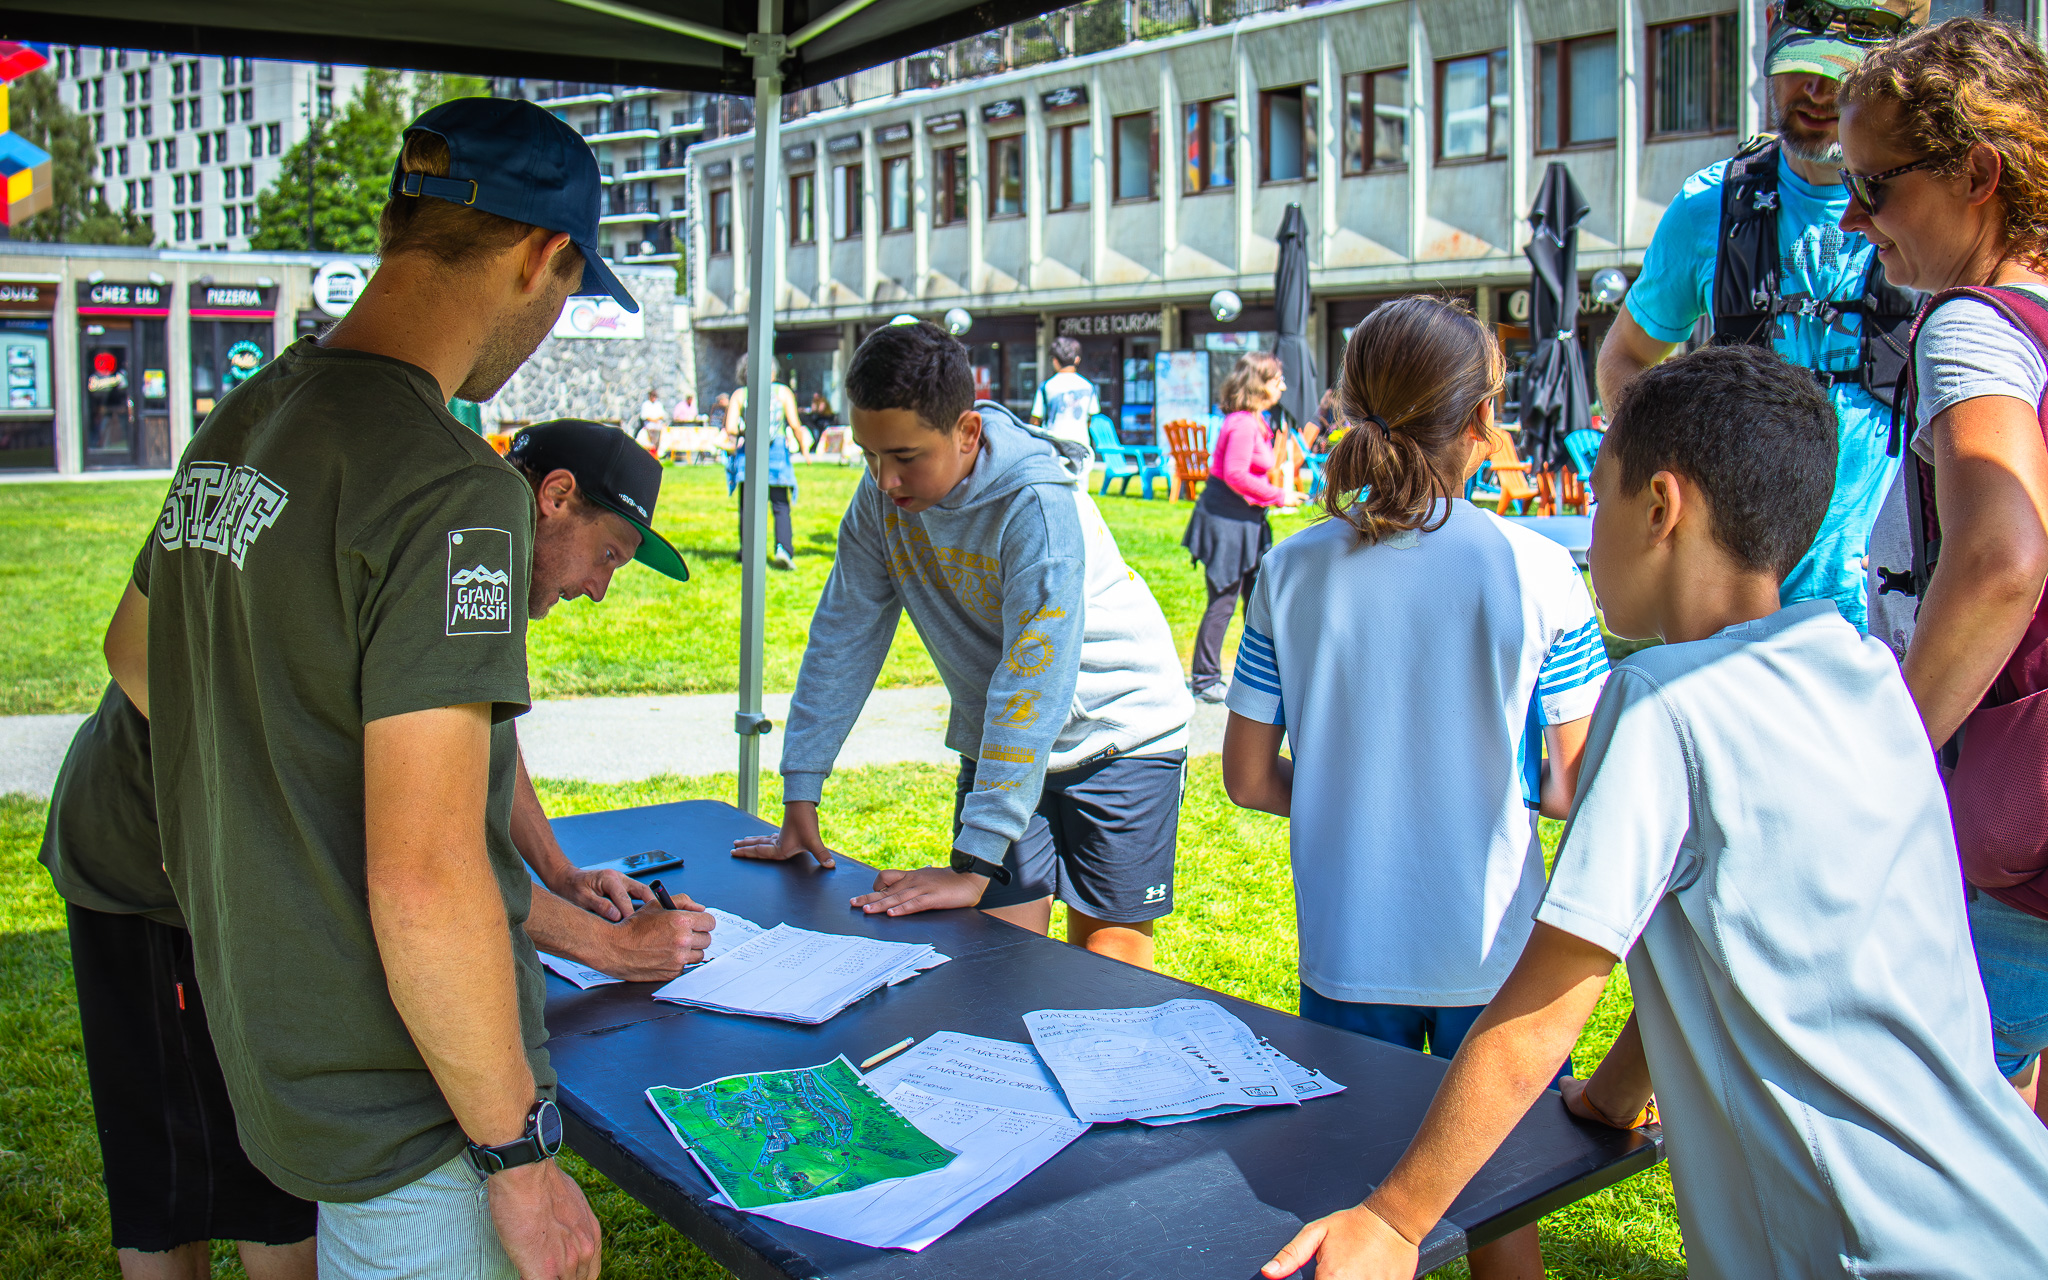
[0,763,1681,1280]
[0,466,1431,716]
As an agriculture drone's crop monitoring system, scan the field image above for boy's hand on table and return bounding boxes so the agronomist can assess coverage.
[1262,1202,1418,1280]
[1559,1077,1658,1130]
[731,801,837,869]
[851,866,987,916]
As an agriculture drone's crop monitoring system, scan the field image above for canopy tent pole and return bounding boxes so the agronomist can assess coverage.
[735,0,785,814]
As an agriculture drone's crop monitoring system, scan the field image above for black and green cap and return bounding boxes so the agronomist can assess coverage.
[507,418,689,582]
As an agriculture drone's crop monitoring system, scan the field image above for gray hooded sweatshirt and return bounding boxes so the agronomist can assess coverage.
[781,403,1192,863]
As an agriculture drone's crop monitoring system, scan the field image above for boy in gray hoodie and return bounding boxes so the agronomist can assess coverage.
[733,321,1192,968]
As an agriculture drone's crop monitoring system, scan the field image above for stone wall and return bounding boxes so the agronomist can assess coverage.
[486,265,690,425]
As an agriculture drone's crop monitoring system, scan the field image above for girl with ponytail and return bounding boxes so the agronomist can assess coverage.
[1218,294,1610,1280]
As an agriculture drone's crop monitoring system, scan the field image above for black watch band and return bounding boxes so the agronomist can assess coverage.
[465,1098,563,1178]
[949,849,1012,885]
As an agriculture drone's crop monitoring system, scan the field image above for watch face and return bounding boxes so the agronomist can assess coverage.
[535,1098,563,1155]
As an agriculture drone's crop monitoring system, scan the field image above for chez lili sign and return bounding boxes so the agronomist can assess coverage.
[83,281,169,310]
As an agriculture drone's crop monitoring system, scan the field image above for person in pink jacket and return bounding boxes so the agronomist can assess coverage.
[1182,351,1303,701]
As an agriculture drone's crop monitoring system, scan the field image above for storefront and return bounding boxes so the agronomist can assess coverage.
[78,279,172,470]
[0,280,55,470]
[771,325,843,417]
[188,281,278,429]
[1054,310,1160,444]
[1178,303,1277,416]
[954,313,1039,423]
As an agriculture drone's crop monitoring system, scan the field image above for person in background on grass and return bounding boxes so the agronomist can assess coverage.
[1182,351,1303,704]
[1263,343,2048,1280]
[733,320,1192,971]
[636,387,668,452]
[1842,16,2048,1126]
[1222,297,1605,1280]
[1029,335,1101,460]
[99,98,650,1280]
[807,390,836,434]
[48,418,710,1280]
[725,355,804,569]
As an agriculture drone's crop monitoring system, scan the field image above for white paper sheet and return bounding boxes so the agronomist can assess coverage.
[651,923,949,1024]
[1136,1035,1346,1125]
[1023,999,1298,1123]
[535,951,622,988]
[718,1084,1089,1251]
[862,1031,1079,1120]
[699,906,766,961]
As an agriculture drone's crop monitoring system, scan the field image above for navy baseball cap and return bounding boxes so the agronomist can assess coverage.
[390,97,639,314]
[508,419,688,582]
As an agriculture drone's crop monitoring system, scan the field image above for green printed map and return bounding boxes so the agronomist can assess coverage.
[647,1056,956,1209]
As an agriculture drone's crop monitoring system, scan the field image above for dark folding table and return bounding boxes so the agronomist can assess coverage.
[542,800,1662,1279]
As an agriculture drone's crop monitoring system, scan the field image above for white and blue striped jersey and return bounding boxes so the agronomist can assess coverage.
[1226,500,1609,1005]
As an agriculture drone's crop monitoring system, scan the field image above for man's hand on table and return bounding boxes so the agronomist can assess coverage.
[598,896,716,980]
[544,864,646,922]
[731,801,838,869]
[850,865,987,917]
[489,1158,602,1280]
[1262,1202,1419,1280]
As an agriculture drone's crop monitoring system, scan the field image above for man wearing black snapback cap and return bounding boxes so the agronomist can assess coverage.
[108,99,642,1279]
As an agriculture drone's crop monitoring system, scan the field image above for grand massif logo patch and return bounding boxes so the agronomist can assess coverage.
[446,528,514,635]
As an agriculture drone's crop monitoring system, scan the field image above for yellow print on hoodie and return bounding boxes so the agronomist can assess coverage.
[882,511,1003,622]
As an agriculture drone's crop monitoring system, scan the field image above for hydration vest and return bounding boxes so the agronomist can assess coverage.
[1712,134,1921,409]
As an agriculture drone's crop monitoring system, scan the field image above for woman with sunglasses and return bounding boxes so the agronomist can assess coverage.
[1840,17,2048,1130]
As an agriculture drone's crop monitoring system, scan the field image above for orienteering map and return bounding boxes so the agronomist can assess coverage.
[646,1056,956,1209]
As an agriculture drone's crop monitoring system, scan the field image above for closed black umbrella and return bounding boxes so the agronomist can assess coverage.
[1520,162,1592,474]
[1273,203,1318,431]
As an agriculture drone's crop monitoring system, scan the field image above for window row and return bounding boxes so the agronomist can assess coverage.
[147,135,244,170]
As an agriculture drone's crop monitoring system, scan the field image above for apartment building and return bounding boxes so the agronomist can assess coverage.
[681,0,2027,434]
[488,78,719,268]
[50,46,368,252]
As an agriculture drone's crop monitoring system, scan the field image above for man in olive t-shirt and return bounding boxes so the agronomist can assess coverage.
[106,100,642,1280]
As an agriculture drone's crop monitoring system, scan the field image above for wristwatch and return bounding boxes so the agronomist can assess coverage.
[948,849,1012,885]
[464,1098,563,1177]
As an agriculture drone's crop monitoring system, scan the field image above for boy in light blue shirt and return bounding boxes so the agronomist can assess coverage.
[1263,344,2048,1280]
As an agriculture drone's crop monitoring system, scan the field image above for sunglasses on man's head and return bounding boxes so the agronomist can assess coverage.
[1778,0,1914,44]
[1841,158,1937,214]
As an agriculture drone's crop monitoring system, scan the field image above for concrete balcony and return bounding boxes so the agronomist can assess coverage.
[586,126,661,144]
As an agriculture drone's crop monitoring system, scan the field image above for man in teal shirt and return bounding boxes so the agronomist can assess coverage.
[1597,0,1924,630]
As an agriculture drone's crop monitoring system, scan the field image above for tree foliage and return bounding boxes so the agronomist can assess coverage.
[248,69,489,253]
[6,69,154,245]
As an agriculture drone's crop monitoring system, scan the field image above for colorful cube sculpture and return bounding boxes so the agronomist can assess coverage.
[0,42,51,227]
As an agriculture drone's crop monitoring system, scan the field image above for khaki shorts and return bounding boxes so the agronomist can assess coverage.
[316,1155,516,1280]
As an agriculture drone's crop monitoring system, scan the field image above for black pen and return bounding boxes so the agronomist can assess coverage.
[650,880,678,911]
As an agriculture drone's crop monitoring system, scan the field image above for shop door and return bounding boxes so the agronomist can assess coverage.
[82,321,141,469]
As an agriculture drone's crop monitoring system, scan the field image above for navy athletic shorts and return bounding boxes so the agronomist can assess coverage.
[954,748,1185,924]
[67,903,317,1252]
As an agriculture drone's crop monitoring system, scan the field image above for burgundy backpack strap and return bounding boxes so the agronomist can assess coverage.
[1926,286,2048,704]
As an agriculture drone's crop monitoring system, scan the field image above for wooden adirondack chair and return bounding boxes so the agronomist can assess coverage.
[1161,419,1210,502]
[1485,435,1544,516]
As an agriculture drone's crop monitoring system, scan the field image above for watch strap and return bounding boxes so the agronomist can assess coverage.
[465,1098,563,1177]
[949,849,1012,885]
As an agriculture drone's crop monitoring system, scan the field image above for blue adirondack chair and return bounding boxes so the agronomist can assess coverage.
[1088,414,1165,499]
[1290,425,1330,499]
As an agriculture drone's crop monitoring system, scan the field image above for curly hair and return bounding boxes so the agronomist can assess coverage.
[1840,16,2048,271]
[1218,350,1283,413]
[1320,295,1504,545]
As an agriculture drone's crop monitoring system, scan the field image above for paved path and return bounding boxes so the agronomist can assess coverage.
[0,689,1231,799]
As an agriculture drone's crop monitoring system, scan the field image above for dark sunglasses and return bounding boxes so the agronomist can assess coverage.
[1842,158,1938,214]
[1778,0,1914,44]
